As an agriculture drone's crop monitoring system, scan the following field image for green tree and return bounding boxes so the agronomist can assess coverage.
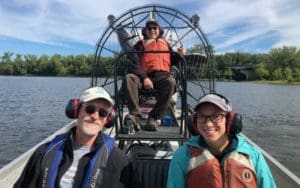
[255,63,269,80]
[49,54,65,76]
[1,52,14,63]
[38,55,50,75]
[0,63,13,75]
[271,68,283,80]
[268,46,300,79]
[283,67,293,82]
[14,54,27,75]
[73,55,91,76]
[293,68,300,81]
[24,54,39,75]
[0,52,14,75]
[64,55,75,75]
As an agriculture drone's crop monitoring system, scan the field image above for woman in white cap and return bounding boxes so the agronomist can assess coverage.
[14,87,130,188]
[167,93,276,188]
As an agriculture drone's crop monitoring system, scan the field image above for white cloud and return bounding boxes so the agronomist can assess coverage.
[0,0,299,53]
[195,0,300,52]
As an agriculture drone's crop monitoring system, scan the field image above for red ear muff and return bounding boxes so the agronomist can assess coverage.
[65,98,81,119]
[187,113,199,136]
[103,108,117,128]
[226,112,243,136]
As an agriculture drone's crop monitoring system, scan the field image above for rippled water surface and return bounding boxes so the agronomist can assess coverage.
[0,76,299,177]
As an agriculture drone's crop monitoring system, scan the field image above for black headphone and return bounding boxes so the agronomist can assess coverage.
[65,98,116,128]
[188,94,243,137]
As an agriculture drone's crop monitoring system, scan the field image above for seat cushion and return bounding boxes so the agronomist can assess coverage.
[130,159,170,188]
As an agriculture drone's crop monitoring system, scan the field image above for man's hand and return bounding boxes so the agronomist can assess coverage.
[143,77,153,89]
[177,47,185,56]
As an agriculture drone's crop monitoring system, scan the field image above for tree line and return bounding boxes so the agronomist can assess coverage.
[212,46,300,82]
[0,53,95,76]
[1,46,300,81]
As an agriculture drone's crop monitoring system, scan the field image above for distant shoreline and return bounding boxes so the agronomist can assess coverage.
[215,79,300,85]
[251,80,300,85]
[1,75,300,85]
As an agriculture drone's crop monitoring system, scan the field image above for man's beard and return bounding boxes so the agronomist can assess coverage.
[78,121,101,136]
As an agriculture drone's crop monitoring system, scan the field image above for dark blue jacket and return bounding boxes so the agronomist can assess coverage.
[14,127,129,188]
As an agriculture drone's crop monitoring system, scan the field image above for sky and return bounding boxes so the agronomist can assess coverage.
[0,0,300,57]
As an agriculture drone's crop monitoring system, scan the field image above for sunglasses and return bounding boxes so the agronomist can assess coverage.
[196,113,225,124]
[84,105,109,117]
[147,26,158,31]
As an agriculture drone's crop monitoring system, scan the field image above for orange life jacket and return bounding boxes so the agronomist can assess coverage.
[186,147,257,188]
[139,39,171,73]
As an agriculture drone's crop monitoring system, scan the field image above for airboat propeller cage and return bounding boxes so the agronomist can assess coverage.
[145,11,160,27]
[90,4,215,138]
[91,4,213,84]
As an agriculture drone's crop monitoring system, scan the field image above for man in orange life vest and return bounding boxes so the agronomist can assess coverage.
[167,93,276,188]
[123,19,184,132]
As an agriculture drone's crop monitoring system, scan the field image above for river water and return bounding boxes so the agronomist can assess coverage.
[0,76,299,177]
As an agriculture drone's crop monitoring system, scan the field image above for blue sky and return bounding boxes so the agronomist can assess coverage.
[0,0,299,56]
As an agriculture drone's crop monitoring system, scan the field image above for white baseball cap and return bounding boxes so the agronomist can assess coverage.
[80,87,114,106]
[194,94,232,112]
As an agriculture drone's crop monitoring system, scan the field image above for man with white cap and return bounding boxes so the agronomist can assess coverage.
[14,87,129,188]
[123,19,184,132]
[167,93,276,188]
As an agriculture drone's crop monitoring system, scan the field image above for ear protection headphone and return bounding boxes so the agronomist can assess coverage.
[187,113,199,136]
[65,98,81,119]
[65,98,116,128]
[225,111,242,136]
[187,94,243,137]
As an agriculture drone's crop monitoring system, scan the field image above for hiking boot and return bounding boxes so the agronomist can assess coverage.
[124,114,141,134]
[146,117,158,131]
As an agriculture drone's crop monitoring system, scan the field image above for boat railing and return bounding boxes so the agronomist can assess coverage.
[0,120,77,186]
[241,133,300,187]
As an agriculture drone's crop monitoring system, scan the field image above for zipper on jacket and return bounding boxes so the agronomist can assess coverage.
[221,160,225,188]
[156,39,162,71]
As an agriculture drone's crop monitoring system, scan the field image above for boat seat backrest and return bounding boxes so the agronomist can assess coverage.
[129,159,170,188]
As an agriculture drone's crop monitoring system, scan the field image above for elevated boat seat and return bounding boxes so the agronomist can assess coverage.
[116,84,184,142]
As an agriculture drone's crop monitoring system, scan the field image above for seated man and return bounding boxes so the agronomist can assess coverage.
[123,19,183,132]
[14,87,130,188]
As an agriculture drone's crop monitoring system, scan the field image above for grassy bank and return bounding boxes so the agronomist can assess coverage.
[251,80,300,85]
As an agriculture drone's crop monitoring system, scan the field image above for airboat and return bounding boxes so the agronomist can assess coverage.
[0,4,299,187]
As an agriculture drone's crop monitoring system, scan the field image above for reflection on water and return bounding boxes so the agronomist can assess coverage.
[0,77,299,177]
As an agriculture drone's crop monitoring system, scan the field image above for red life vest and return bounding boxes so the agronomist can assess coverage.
[186,147,258,188]
[139,39,171,73]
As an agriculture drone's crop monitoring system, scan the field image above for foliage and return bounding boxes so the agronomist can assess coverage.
[207,46,300,81]
[0,46,300,83]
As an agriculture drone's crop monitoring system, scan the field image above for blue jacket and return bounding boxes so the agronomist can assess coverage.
[167,134,276,188]
[14,127,130,188]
